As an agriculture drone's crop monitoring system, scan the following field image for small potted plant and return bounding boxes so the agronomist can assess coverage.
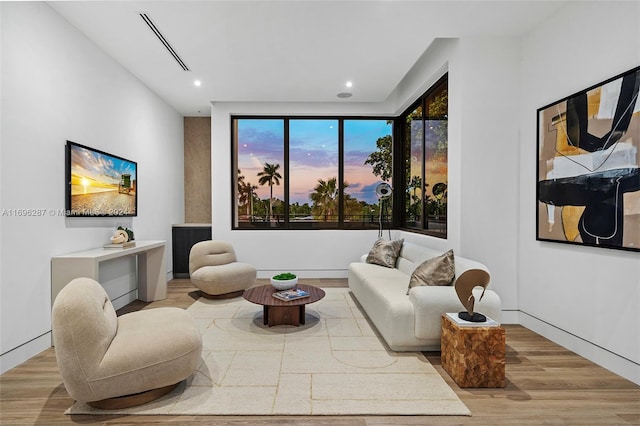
[271,272,298,290]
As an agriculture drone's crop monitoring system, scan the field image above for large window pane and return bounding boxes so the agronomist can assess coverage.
[424,81,448,236]
[289,119,339,228]
[232,116,395,230]
[405,105,423,229]
[400,74,448,238]
[344,119,393,229]
[235,119,284,228]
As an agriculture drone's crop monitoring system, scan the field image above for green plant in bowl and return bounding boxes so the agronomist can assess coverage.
[273,272,296,280]
[271,272,298,290]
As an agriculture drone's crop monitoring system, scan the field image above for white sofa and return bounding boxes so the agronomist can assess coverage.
[348,241,502,351]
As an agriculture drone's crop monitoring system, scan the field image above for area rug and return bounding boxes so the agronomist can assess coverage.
[66,288,470,416]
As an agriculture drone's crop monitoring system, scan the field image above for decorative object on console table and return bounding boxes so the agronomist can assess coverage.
[118,226,135,241]
[441,313,505,388]
[103,241,136,249]
[104,227,136,249]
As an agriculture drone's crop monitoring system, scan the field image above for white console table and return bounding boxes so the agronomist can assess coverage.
[51,240,167,308]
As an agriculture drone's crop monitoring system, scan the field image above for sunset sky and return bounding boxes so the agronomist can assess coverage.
[70,144,137,194]
[237,119,392,204]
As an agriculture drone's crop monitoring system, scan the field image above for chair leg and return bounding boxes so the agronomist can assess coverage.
[199,289,245,299]
[86,382,179,410]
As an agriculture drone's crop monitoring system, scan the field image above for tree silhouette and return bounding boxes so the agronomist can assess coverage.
[364,134,392,181]
[239,181,258,216]
[310,177,347,222]
[257,162,282,220]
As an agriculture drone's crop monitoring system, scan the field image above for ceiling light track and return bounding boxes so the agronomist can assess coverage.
[139,13,190,71]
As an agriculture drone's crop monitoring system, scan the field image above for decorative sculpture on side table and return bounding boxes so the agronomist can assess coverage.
[455,269,491,322]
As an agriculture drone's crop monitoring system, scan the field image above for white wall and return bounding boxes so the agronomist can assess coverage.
[518,1,640,384]
[455,37,522,320]
[0,2,184,373]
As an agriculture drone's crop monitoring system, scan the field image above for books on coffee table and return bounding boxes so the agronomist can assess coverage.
[272,288,310,301]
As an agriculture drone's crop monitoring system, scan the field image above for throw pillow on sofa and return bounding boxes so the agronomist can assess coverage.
[407,249,455,294]
[366,238,404,268]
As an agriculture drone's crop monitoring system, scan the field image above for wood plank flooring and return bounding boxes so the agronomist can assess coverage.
[1,278,638,425]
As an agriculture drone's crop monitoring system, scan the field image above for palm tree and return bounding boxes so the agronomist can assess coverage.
[257,162,282,220]
[238,180,258,216]
[237,170,247,210]
[310,177,340,221]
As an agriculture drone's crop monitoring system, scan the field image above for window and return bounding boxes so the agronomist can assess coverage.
[233,117,392,230]
[344,119,393,229]
[234,119,284,228]
[289,119,339,227]
[398,75,448,237]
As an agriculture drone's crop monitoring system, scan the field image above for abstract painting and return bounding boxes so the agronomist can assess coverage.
[537,66,640,252]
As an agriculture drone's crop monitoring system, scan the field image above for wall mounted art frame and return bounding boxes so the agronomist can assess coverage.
[537,66,640,253]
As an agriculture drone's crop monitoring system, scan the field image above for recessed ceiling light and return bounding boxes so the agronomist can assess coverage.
[194,80,202,87]
[346,81,353,88]
[337,92,352,98]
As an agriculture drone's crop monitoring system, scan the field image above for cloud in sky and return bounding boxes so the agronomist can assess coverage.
[236,118,392,205]
[71,144,136,185]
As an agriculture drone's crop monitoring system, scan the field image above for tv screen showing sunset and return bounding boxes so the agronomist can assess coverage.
[67,142,137,216]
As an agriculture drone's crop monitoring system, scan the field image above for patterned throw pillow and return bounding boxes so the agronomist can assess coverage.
[365,239,404,268]
[407,249,455,294]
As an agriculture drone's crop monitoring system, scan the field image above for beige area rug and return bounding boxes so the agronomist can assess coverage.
[66,288,470,416]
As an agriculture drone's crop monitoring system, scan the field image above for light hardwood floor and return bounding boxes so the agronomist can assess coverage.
[1,278,638,425]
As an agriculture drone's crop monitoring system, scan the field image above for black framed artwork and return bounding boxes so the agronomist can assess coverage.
[537,66,640,252]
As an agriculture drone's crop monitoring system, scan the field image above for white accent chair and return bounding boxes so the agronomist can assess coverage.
[52,277,202,409]
[189,240,256,298]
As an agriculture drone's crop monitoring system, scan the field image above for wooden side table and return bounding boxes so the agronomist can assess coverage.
[441,313,506,388]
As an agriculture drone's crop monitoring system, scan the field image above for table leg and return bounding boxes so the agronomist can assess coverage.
[263,306,268,326]
[300,305,305,325]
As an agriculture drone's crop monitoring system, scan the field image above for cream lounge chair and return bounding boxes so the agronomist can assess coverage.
[189,240,256,298]
[52,277,202,409]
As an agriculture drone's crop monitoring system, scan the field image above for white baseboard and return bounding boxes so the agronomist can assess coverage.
[0,332,51,375]
[518,311,639,386]
[111,289,138,311]
[499,310,519,324]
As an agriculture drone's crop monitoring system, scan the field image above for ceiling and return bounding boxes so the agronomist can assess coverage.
[49,1,566,116]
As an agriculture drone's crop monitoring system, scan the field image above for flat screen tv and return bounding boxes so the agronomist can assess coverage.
[65,141,137,217]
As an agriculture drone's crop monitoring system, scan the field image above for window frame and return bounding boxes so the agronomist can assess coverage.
[231,115,394,230]
[394,73,449,238]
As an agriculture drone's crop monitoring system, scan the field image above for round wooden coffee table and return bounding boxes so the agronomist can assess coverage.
[243,284,325,327]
